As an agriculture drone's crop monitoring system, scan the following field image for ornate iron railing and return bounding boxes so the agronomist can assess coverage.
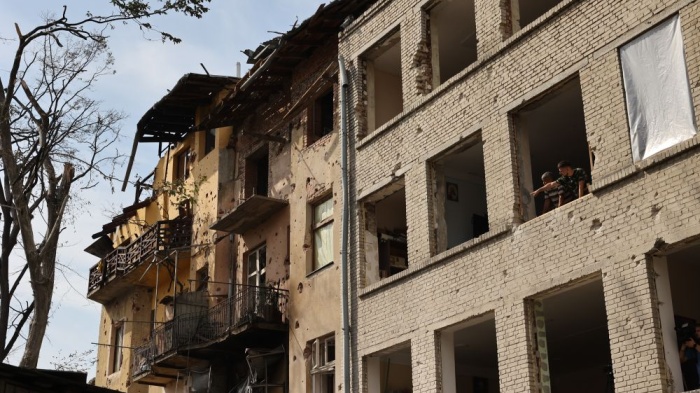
[130,285,288,379]
[87,218,192,293]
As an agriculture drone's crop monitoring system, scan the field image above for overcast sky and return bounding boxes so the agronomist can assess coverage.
[0,0,324,374]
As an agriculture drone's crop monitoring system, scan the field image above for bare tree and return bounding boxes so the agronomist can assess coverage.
[0,0,211,368]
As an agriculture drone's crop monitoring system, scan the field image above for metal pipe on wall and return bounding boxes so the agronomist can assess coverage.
[338,55,351,393]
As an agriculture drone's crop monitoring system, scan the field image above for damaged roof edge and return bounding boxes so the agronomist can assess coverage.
[121,73,238,191]
[197,0,377,130]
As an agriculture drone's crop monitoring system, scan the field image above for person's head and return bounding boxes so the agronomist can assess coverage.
[557,160,574,176]
[695,324,700,339]
[541,171,556,184]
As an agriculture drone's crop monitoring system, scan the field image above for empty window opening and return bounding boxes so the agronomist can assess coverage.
[513,77,590,221]
[653,243,700,392]
[247,244,267,287]
[310,334,336,393]
[195,263,209,292]
[366,346,412,393]
[312,197,334,272]
[308,89,335,145]
[440,313,499,393]
[363,184,408,285]
[245,147,270,198]
[364,30,403,134]
[204,128,216,156]
[509,0,566,33]
[431,137,488,253]
[529,279,613,393]
[428,0,477,86]
[620,15,697,162]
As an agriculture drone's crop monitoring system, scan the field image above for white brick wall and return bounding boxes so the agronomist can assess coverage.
[341,0,700,392]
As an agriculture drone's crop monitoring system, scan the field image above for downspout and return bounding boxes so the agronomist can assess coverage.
[338,56,351,393]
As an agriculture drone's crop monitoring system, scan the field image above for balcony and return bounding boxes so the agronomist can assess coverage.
[210,195,287,234]
[87,218,192,303]
[131,284,288,386]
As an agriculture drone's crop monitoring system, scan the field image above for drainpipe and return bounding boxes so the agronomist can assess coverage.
[338,56,351,393]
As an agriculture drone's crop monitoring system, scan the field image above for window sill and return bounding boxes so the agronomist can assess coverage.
[307,261,335,278]
[355,0,580,152]
[304,131,335,151]
[358,224,511,298]
[590,133,700,193]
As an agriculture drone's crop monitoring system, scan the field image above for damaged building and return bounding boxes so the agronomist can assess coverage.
[86,2,374,393]
[86,0,700,392]
[340,0,700,392]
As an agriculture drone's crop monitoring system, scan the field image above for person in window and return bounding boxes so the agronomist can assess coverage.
[531,161,588,200]
[537,172,573,215]
[679,325,700,390]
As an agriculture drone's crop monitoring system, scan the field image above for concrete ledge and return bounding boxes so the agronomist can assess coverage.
[590,133,700,193]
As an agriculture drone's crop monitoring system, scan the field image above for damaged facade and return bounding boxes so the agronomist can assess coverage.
[340,0,700,392]
[86,2,374,393]
[87,0,700,392]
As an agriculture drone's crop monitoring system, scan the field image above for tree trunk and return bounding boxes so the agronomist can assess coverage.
[18,270,52,368]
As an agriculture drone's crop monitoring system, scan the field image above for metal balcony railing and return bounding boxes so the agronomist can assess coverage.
[131,284,288,379]
[87,218,192,293]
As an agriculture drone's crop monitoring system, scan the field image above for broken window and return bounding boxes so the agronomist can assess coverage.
[308,89,335,146]
[439,313,499,393]
[310,334,336,393]
[362,182,408,285]
[364,29,403,134]
[620,15,697,162]
[195,263,209,292]
[111,322,124,374]
[512,76,590,221]
[247,244,267,287]
[652,243,700,392]
[312,197,334,272]
[366,345,412,393]
[430,135,488,254]
[528,279,613,393]
[175,148,192,181]
[508,0,566,34]
[427,0,477,86]
[204,128,216,156]
[245,146,270,198]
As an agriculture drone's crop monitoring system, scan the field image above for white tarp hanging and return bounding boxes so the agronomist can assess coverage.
[620,15,697,162]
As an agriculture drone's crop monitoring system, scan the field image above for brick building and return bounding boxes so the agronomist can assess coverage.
[338,0,700,392]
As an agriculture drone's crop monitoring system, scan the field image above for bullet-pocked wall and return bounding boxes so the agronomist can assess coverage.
[341,0,700,392]
[95,288,152,393]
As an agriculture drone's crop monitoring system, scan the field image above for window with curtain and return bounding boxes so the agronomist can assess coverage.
[312,197,334,271]
[620,15,697,162]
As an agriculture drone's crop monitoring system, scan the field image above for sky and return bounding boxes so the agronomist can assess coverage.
[0,0,325,375]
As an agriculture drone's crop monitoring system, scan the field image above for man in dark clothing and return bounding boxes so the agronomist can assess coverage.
[531,161,588,200]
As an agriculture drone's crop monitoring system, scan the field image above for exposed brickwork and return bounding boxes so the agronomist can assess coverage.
[341,0,700,392]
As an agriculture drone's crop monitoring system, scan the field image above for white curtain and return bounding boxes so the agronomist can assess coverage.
[314,198,334,270]
[620,15,696,162]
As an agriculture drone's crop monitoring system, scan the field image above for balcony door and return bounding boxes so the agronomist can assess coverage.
[243,245,267,321]
[247,244,266,287]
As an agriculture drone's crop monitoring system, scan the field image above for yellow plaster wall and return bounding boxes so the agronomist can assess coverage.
[95,288,152,393]
[287,118,343,393]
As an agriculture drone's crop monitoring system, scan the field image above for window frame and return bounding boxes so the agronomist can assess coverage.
[111,321,124,374]
[310,334,336,393]
[204,128,216,156]
[307,88,335,146]
[175,148,192,181]
[246,244,267,287]
[312,196,334,272]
